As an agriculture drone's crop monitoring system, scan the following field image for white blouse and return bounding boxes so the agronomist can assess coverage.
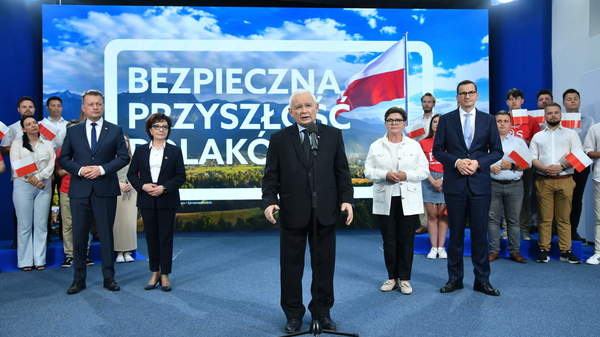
[10,137,56,182]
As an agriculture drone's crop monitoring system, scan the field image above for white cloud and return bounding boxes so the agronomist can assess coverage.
[344,8,384,29]
[480,35,489,50]
[411,14,425,25]
[380,26,396,35]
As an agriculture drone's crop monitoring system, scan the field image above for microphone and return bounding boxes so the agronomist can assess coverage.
[306,122,319,153]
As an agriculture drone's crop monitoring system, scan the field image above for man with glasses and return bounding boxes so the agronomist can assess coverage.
[433,80,503,296]
[59,90,129,294]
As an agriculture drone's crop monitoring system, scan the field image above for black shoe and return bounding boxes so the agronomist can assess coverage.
[473,282,500,296]
[86,258,94,266]
[440,280,463,293]
[103,278,120,291]
[320,317,337,331]
[572,233,586,243]
[10,241,16,249]
[161,285,172,292]
[67,280,86,294]
[284,318,302,333]
[144,281,160,290]
[537,249,549,263]
[61,257,73,268]
[560,250,582,264]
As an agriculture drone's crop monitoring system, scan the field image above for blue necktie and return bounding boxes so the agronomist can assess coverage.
[91,122,97,152]
[463,113,472,148]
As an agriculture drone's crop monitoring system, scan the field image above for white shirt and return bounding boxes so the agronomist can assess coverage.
[149,142,166,183]
[0,120,23,147]
[382,137,401,196]
[490,134,529,181]
[583,122,600,182]
[10,137,55,182]
[459,107,476,141]
[44,116,68,149]
[414,114,433,142]
[530,125,582,176]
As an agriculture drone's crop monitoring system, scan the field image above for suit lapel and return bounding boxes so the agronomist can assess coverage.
[472,109,485,146]
[93,122,110,154]
[289,124,310,168]
[450,110,468,151]
[158,144,173,177]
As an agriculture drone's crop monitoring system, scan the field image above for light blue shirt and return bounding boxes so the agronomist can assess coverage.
[490,134,530,181]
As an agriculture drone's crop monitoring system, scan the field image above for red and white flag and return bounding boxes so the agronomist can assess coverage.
[511,109,529,125]
[405,122,425,139]
[39,119,59,141]
[12,155,38,177]
[508,145,532,169]
[561,113,581,129]
[564,147,592,172]
[528,109,545,124]
[336,39,406,115]
[0,121,8,140]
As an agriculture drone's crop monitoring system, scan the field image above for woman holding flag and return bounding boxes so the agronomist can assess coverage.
[10,116,55,271]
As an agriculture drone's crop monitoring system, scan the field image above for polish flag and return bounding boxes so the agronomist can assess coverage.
[561,113,581,129]
[0,121,8,140]
[12,155,38,177]
[528,109,545,124]
[336,39,406,115]
[406,122,425,139]
[564,147,592,172]
[508,145,532,169]
[511,109,529,125]
[39,120,58,141]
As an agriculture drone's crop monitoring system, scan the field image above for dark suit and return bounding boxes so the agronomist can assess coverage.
[262,122,354,320]
[432,109,502,283]
[58,119,129,281]
[127,143,185,275]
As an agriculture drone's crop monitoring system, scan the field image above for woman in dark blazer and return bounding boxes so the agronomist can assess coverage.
[128,113,185,291]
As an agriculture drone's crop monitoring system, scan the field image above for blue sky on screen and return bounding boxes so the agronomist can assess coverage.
[42,6,489,123]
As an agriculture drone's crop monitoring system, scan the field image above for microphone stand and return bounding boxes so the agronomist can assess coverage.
[280,126,358,337]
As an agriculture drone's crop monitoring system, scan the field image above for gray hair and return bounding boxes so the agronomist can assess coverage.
[289,89,317,108]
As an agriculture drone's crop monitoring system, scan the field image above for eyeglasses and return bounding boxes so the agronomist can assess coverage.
[385,119,405,124]
[458,91,477,97]
[152,125,169,130]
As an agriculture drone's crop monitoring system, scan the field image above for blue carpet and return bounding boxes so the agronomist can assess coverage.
[0,229,597,337]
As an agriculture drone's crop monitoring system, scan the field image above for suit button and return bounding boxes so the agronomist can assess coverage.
[308,172,312,176]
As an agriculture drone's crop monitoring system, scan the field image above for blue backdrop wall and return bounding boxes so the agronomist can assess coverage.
[0,0,552,240]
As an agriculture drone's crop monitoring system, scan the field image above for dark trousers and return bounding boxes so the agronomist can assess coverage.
[571,166,590,234]
[70,192,117,281]
[141,208,176,275]
[377,196,417,280]
[280,217,336,320]
[445,191,491,284]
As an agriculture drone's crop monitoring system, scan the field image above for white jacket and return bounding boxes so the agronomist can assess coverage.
[364,134,429,216]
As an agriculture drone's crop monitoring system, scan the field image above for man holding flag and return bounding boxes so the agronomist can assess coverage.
[487,111,530,263]
[530,102,582,264]
[562,89,594,242]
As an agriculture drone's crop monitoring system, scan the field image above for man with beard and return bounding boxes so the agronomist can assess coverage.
[530,102,582,264]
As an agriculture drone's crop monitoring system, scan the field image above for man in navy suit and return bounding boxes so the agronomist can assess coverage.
[58,90,129,294]
[262,89,354,333]
[433,80,503,296]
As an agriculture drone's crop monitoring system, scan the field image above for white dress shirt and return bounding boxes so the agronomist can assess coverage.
[490,134,529,181]
[10,138,56,182]
[149,142,166,183]
[530,125,582,176]
[584,122,600,182]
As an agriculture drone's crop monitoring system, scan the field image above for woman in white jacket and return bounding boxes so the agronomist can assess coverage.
[365,107,429,295]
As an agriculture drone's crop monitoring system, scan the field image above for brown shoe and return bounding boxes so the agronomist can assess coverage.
[415,226,428,235]
[488,252,499,261]
[509,252,527,263]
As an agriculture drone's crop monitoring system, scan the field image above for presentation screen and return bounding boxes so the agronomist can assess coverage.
[43,5,488,229]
